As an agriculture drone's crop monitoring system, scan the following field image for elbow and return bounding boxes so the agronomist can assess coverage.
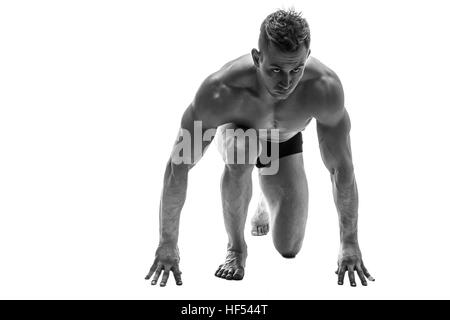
[165,159,191,181]
[331,164,355,188]
[167,159,191,171]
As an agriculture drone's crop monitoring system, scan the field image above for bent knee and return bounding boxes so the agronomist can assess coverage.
[281,253,297,259]
[274,241,303,259]
[277,248,301,259]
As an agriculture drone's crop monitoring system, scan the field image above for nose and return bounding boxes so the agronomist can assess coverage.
[279,74,291,90]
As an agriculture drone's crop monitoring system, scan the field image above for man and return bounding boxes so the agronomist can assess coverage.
[145,9,374,287]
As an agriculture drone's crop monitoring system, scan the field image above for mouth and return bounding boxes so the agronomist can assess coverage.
[274,89,291,95]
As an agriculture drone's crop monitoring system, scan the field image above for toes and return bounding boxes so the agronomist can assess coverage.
[215,268,225,278]
[216,266,245,281]
[253,225,268,236]
[233,268,245,280]
[252,225,269,236]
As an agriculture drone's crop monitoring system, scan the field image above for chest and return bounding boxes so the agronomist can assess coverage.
[235,94,313,132]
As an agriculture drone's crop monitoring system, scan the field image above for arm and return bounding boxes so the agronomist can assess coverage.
[315,77,374,286]
[146,77,229,286]
[159,105,210,248]
[147,105,208,287]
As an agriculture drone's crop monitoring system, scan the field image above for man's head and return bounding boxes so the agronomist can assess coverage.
[252,9,311,100]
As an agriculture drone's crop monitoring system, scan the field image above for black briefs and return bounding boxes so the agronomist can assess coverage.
[256,132,303,168]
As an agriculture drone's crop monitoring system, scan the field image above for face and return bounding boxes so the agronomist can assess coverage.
[252,44,310,100]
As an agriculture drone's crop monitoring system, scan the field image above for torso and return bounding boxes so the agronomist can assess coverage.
[201,54,340,141]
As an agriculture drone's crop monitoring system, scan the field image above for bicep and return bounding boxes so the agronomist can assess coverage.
[170,102,218,166]
[170,76,231,165]
[180,103,198,132]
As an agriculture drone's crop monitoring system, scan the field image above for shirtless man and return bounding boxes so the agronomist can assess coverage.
[145,9,374,287]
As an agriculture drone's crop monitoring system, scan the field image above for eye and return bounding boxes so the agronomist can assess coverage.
[272,68,281,73]
[292,67,302,73]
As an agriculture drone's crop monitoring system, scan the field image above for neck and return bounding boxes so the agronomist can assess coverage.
[255,71,283,104]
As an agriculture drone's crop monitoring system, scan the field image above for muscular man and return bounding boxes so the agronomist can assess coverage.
[145,9,374,287]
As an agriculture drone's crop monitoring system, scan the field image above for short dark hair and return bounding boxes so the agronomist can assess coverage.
[259,9,311,52]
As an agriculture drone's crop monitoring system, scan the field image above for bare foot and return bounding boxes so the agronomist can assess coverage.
[251,196,270,236]
[215,251,246,281]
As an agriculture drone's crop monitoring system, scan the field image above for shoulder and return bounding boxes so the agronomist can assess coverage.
[190,73,235,129]
[191,54,255,118]
[193,74,232,111]
[303,59,346,126]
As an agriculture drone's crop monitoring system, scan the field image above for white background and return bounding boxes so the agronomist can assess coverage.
[1,0,449,299]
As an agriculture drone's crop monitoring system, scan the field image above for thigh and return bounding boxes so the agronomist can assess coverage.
[259,153,309,247]
[216,123,261,165]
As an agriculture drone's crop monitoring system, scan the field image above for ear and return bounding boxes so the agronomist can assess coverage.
[251,48,261,68]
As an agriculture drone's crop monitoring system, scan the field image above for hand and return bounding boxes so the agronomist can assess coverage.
[336,250,374,286]
[145,245,183,287]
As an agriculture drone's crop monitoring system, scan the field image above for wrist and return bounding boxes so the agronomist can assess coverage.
[159,232,178,247]
[159,238,177,248]
[340,237,359,248]
[340,229,358,245]
[157,242,178,249]
[339,242,361,257]
[159,229,179,245]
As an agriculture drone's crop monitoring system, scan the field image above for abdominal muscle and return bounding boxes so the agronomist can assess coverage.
[216,122,301,143]
[258,128,299,143]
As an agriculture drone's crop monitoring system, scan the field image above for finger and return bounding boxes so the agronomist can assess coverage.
[160,268,171,287]
[172,266,183,286]
[233,267,244,280]
[348,267,356,287]
[151,265,163,285]
[356,267,367,286]
[145,262,158,280]
[362,263,375,281]
[337,267,346,285]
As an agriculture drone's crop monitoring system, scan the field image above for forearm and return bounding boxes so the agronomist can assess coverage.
[331,168,359,247]
[159,160,190,246]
